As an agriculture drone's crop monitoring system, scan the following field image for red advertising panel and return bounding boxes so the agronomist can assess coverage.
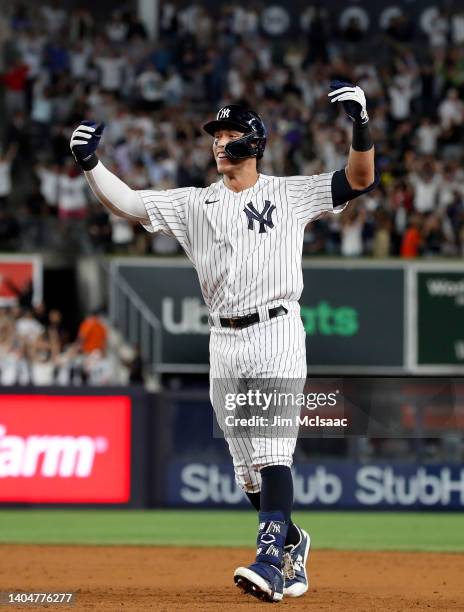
[0,395,131,503]
[0,257,42,306]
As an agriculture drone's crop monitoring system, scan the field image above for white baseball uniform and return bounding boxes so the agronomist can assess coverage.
[86,163,346,492]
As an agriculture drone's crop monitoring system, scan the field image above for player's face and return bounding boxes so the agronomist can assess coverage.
[213,130,244,172]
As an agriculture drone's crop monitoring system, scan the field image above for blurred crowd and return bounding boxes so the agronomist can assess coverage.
[0,302,143,386]
[0,2,464,257]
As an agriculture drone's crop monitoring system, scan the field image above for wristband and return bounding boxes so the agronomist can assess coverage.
[352,122,373,152]
[79,153,99,172]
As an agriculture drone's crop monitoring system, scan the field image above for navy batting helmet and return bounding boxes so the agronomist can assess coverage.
[203,104,267,160]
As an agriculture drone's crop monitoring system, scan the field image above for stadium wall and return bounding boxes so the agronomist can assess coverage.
[1,384,463,511]
[112,258,464,375]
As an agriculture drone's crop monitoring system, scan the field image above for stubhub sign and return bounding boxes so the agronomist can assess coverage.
[167,462,464,509]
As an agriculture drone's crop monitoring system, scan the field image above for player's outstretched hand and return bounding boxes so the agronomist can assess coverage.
[70,121,105,171]
[328,81,368,126]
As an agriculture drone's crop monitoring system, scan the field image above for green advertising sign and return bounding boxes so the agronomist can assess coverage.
[115,261,405,370]
[418,272,464,365]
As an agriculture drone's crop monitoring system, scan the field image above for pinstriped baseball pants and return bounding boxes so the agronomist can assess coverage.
[209,306,307,493]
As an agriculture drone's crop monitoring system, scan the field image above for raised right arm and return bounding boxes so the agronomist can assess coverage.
[85,160,148,222]
[70,121,148,222]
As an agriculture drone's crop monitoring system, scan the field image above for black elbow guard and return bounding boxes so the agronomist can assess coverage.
[331,168,380,207]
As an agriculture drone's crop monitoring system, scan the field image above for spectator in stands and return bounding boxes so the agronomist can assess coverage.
[409,163,441,213]
[57,160,90,251]
[0,300,131,386]
[83,348,113,385]
[0,144,16,209]
[124,344,144,384]
[95,48,127,94]
[28,327,60,385]
[372,209,392,258]
[422,212,446,256]
[110,214,135,253]
[426,8,449,48]
[105,11,128,44]
[340,206,366,257]
[136,63,165,111]
[388,73,415,125]
[87,202,111,253]
[33,302,48,326]
[41,1,67,35]
[0,1,463,258]
[15,308,43,343]
[35,161,59,213]
[401,213,423,258]
[438,88,464,130]
[48,308,68,349]
[1,56,28,116]
[77,310,107,355]
[415,117,440,156]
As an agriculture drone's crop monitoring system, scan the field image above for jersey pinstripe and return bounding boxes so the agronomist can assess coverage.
[139,170,347,492]
[209,311,307,492]
[139,171,345,317]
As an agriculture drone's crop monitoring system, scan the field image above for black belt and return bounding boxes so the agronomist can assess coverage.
[218,305,288,329]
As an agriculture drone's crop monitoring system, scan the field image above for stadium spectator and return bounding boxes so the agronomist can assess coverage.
[95,48,127,94]
[0,144,16,208]
[340,206,365,257]
[0,303,127,386]
[1,57,28,116]
[28,328,60,385]
[36,161,59,211]
[0,1,463,258]
[83,348,113,385]
[401,214,422,258]
[109,214,135,252]
[57,160,90,251]
[438,88,464,130]
[15,308,43,342]
[409,163,441,213]
[415,117,440,156]
[77,310,107,355]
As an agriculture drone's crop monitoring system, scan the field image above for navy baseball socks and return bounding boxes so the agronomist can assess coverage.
[234,511,287,602]
[246,490,302,547]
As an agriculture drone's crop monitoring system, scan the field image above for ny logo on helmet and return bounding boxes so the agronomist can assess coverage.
[218,107,231,119]
[244,200,276,233]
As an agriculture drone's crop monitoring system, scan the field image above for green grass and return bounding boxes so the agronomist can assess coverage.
[0,510,463,552]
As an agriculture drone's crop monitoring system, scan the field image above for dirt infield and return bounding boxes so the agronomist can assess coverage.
[1,545,463,611]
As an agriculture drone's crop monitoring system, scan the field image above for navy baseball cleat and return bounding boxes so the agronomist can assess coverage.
[282,526,311,597]
[235,510,288,602]
[234,561,284,602]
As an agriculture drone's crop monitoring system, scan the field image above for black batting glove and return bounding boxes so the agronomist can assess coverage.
[328,80,369,126]
[70,121,105,171]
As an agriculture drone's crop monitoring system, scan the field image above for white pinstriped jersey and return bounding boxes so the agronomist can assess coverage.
[139,171,344,316]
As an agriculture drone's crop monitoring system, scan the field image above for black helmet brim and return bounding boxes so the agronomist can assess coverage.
[203,119,252,136]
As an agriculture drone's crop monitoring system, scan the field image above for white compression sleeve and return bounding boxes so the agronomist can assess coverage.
[84,160,148,222]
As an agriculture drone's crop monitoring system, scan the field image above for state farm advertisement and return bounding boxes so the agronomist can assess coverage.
[0,395,131,503]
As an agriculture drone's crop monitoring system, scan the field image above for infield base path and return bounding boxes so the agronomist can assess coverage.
[0,545,463,611]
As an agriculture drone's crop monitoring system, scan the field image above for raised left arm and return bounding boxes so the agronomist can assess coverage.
[345,143,375,190]
[329,81,376,190]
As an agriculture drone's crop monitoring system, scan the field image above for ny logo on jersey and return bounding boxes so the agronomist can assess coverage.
[244,200,276,233]
[218,107,231,119]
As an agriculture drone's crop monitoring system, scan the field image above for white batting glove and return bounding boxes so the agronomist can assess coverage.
[328,81,369,126]
[70,121,105,171]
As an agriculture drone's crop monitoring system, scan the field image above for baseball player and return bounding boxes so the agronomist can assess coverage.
[70,81,378,603]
